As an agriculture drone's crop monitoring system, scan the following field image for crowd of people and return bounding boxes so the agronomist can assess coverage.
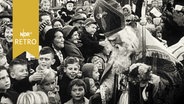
[0,0,184,104]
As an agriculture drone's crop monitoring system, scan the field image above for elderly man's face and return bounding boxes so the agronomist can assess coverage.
[107,27,139,72]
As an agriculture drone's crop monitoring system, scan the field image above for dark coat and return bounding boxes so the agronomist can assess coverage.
[0,90,19,104]
[58,74,73,104]
[58,8,75,23]
[80,30,104,62]
[162,15,184,46]
[11,77,34,94]
[64,40,84,63]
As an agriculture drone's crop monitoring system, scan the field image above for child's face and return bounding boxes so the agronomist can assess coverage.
[91,56,103,70]
[64,63,80,79]
[89,79,97,94]
[71,85,85,101]
[123,8,130,16]
[41,15,51,26]
[41,1,50,11]
[38,53,55,69]
[0,70,11,90]
[85,24,97,35]
[4,27,13,43]
[69,31,79,44]
[41,74,56,92]
[10,64,28,80]
[0,96,13,104]
[92,66,100,81]
[66,3,74,11]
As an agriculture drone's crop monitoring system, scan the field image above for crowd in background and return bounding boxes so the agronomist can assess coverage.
[0,0,184,104]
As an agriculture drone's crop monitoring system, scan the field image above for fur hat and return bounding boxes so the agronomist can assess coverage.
[62,25,78,39]
[81,63,95,78]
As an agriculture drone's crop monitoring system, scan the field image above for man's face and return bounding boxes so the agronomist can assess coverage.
[4,27,13,43]
[107,27,139,73]
[0,70,11,90]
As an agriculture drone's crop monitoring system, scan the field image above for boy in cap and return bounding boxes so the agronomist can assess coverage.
[69,13,87,34]
[80,18,106,62]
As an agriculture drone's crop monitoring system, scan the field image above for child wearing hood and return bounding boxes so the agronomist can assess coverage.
[81,63,100,88]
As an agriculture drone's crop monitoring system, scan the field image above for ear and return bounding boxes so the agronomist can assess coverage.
[10,72,16,79]
[51,59,56,65]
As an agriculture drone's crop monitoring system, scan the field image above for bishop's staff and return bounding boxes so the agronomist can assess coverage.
[139,1,147,104]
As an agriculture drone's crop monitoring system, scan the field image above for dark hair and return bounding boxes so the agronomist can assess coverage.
[44,28,63,47]
[39,46,55,58]
[9,58,28,72]
[0,66,8,73]
[68,79,86,94]
[63,56,80,67]
[52,18,65,27]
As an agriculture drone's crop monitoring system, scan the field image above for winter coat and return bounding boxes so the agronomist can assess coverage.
[80,30,104,62]
[64,40,84,63]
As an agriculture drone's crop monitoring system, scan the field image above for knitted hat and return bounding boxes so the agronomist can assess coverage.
[81,63,95,78]
[62,25,78,39]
